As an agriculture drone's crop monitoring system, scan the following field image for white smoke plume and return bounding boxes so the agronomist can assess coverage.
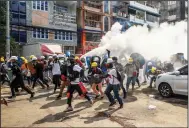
[82,21,187,63]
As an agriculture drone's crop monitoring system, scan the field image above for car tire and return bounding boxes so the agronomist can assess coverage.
[158,83,173,98]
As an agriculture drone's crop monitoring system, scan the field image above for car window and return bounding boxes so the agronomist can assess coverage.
[179,66,188,75]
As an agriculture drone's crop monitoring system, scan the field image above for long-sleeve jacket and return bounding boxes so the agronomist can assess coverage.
[124,63,137,77]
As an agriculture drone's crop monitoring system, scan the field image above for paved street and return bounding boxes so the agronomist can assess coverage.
[1,84,187,127]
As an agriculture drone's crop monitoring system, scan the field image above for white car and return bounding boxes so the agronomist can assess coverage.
[155,65,188,97]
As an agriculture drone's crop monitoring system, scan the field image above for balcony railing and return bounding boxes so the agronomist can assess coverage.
[129,14,145,24]
[85,19,101,28]
[53,12,76,24]
[168,15,177,21]
[113,12,127,18]
[168,4,177,10]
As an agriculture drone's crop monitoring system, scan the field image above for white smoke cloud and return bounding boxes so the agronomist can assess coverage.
[82,21,187,63]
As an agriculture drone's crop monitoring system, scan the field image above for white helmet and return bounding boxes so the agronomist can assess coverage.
[10,56,18,60]
[53,54,57,58]
[40,56,45,59]
[147,62,152,66]
[57,54,65,58]
[107,58,113,64]
[48,56,53,59]
[32,57,37,61]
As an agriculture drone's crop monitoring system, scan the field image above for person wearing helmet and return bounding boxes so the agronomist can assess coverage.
[112,56,127,99]
[103,58,123,109]
[147,66,162,88]
[88,62,104,99]
[75,56,84,69]
[51,54,61,93]
[8,56,35,99]
[20,57,31,86]
[64,56,93,112]
[29,55,35,60]
[133,59,141,87]
[0,56,10,86]
[32,56,49,89]
[142,61,154,84]
[124,57,137,91]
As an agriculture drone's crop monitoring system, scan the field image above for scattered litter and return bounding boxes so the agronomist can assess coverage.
[148,105,156,110]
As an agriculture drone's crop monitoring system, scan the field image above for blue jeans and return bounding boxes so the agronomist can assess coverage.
[126,77,136,90]
[105,84,123,105]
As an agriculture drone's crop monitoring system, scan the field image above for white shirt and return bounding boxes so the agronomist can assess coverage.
[107,68,120,85]
[52,62,61,75]
[71,65,82,84]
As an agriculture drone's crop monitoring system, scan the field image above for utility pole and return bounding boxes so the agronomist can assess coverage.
[6,1,10,60]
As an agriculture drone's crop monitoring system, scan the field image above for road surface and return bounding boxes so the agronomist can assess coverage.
[1,83,187,127]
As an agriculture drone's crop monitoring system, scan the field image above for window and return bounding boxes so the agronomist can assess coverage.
[11,1,19,13]
[104,1,109,13]
[33,28,48,39]
[19,1,26,14]
[41,1,44,10]
[66,32,69,40]
[169,9,176,16]
[62,32,65,40]
[64,46,74,54]
[136,10,145,20]
[54,5,68,14]
[86,32,101,42]
[11,13,19,24]
[179,66,188,75]
[33,1,48,11]
[168,1,176,5]
[146,13,158,22]
[19,14,26,25]
[19,30,26,43]
[104,16,109,32]
[58,31,61,40]
[37,1,40,10]
[54,30,73,41]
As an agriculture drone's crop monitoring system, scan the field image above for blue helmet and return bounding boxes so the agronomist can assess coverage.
[65,51,71,57]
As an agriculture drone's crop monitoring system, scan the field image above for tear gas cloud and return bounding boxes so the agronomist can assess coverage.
[82,21,187,63]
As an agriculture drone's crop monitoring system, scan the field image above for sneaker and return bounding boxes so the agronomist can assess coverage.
[148,86,152,88]
[30,92,35,98]
[95,95,100,99]
[56,95,62,100]
[119,104,123,109]
[109,101,116,107]
[8,96,16,100]
[64,106,73,112]
[100,96,104,99]
[132,86,134,90]
[89,99,94,105]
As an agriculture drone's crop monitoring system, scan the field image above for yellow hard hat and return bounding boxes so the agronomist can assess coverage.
[151,67,157,73]
[75,56,79,60]
[91,62,98,67]
[20,56,25,60]
[0,57,4,62]
[30,55,35,59]
[128,57,133,63]
[24,59,28,63]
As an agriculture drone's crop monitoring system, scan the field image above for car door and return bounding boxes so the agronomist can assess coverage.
[173,66,188,95]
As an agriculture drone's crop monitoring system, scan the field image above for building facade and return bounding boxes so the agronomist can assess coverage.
[159,1,188,23]
[111,1,160,31]
[76,1,112,54]
[10,1,77,54]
